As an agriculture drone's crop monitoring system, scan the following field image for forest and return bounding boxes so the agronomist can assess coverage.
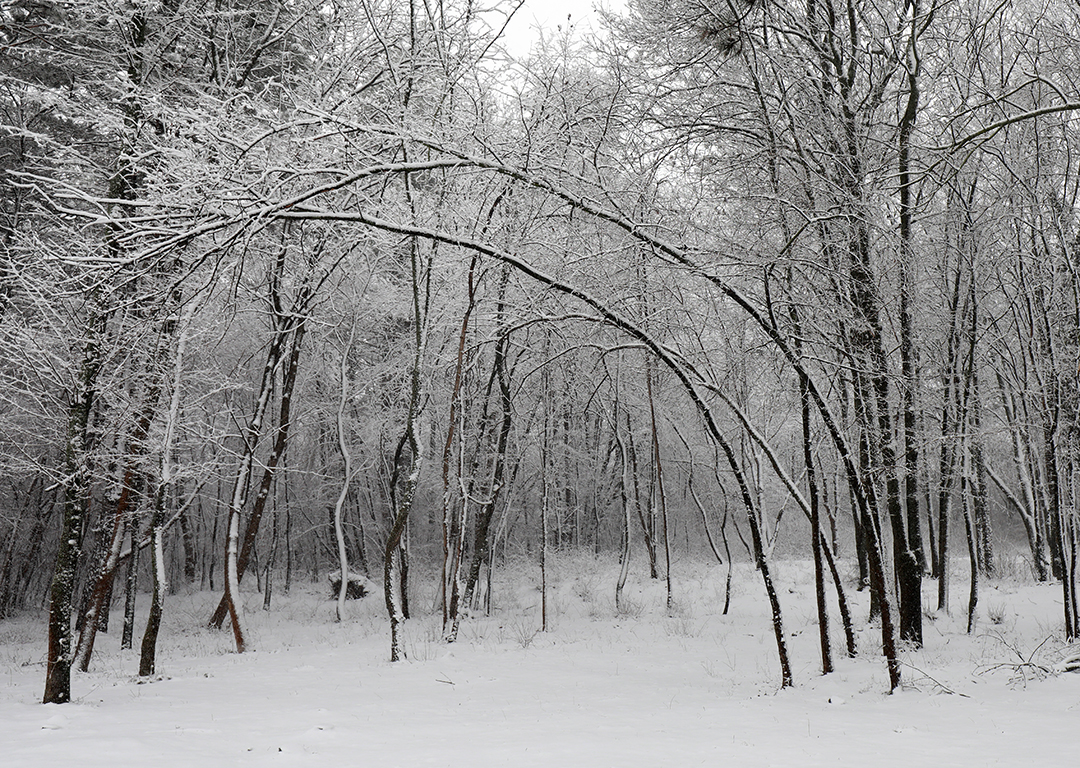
[0,0,1078,717]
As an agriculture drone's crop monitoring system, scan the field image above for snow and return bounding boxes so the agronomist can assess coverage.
[2,555,1079,767]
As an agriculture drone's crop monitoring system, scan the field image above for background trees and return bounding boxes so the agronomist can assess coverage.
[1,0,1078,700]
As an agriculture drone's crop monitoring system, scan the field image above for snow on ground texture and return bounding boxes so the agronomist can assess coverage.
[2,555,1079,767]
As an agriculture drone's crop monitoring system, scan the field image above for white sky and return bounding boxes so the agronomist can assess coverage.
[499,0,624,57]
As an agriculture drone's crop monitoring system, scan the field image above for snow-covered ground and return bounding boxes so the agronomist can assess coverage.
[2,555,1078,767]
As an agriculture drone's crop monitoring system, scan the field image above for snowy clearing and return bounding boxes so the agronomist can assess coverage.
[3,556,1078,767]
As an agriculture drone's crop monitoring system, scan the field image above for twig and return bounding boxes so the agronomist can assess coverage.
[900,661,970,697]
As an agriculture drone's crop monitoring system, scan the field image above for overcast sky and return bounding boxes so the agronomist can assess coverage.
[500,0,622,56]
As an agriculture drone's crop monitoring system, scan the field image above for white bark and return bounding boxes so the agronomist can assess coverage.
[333,321,357,622]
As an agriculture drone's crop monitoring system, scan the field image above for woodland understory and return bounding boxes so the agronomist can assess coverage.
[0,0,1078,705]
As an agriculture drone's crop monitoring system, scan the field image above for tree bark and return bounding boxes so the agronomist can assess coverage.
[44,314,103,704]
[209,294,308,631]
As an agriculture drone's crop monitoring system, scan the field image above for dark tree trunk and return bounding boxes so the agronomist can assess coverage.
[386,219,425,662]
[646,360,673,612]
[897,2,926,638]
[461,300,515,616]
[787,272,832,673]
[139,488,166,676]
[75,407,156,670]
[614,421,633,614]
[803,374,832,673]
[121,519,138,651]
[440,257,477,641]
[626,426,659,580]
[179,507,197,586]
[961,471,978,634]
[937,252,968,613]
[209,317,306,630]
[44,310,103,704]
[970,367,993,577]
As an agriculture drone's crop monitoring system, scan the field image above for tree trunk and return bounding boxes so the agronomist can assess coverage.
[614,419,632,614]
[785,266,832,673]
[139,486,167,677]
[386,219,426,662]
[969,362,993,577]
[646,360,673,612]
[333,322,357,623]
[626,425,658,580]
[44,311,103,704]
[897,0,927,599]
[441,257,477,641]
[718,433,792,688]
[461,289,515,617]
[120,519,138,651]
[74,400,159,669]
[209,314,307,630]
[961,469,978,635]
[996,373,1048,580]
[179,506,197,587]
